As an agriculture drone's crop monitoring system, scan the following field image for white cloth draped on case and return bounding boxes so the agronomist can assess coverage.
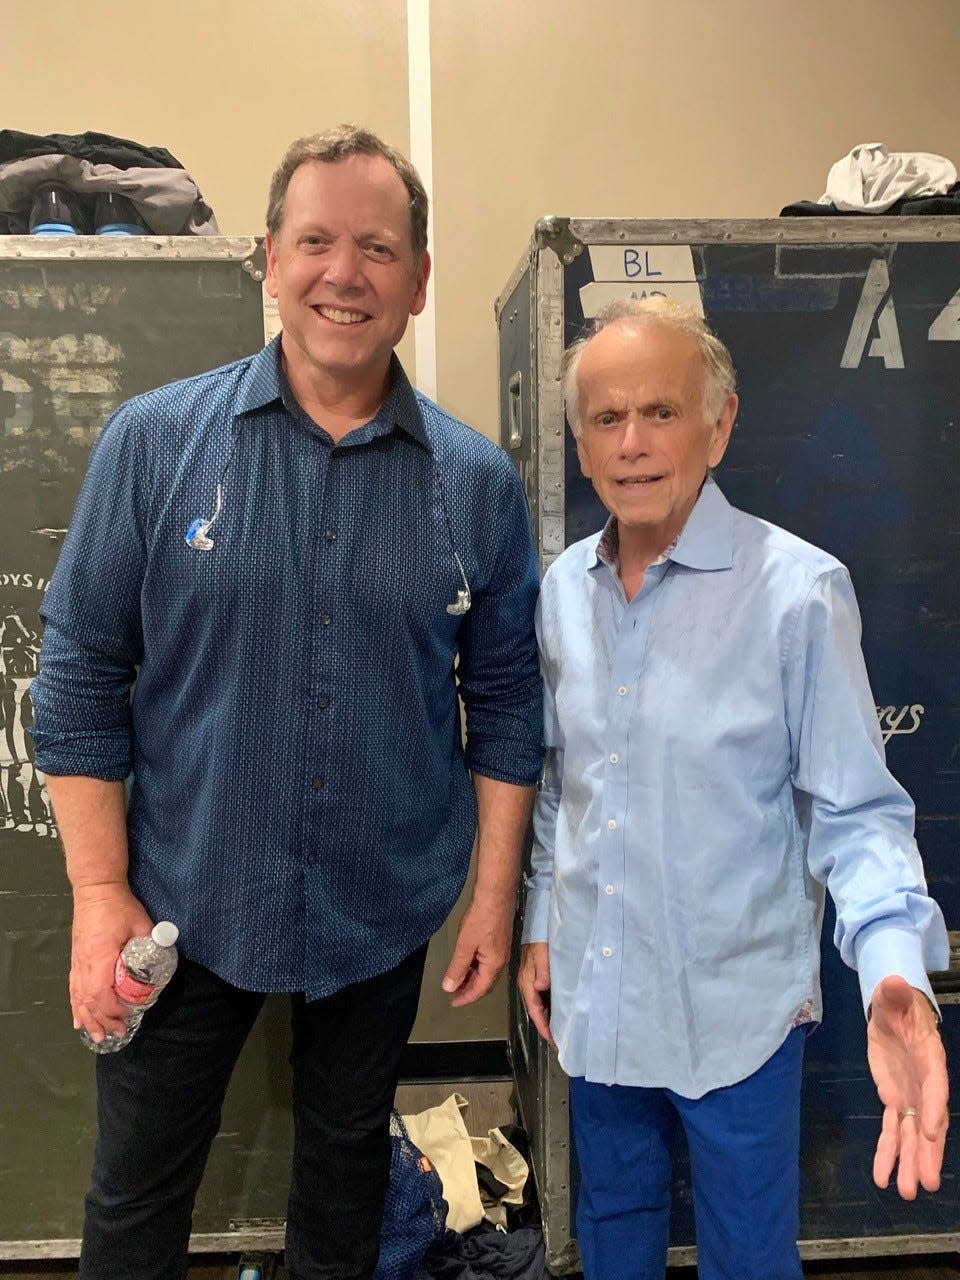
[820,142,957,212]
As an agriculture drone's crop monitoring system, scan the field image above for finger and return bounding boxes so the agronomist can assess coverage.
[457,964,492,1004]
[73,983,129,1028]
[896,1112,920,1200]
[70,982,82,1031]
[75,1005,111,1043]
[917,1108,947,1194]
[917,1132,945,1194]
[448,961,485,1008]
[85,1006,128,1039]
[522,985,555,1047]
[919,1052,950,1144]
[441,943,476,995]
[873,1105,900,1189]
[527,995,551,1043]
[533,966,551,992]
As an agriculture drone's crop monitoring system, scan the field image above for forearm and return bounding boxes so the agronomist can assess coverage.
[471,772,536,903]
[441,774,535,1004]
[47,774,155,1039]
[45,775,130,894]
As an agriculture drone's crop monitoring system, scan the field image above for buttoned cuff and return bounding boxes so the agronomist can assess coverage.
[521,884,551,944]
[855,926,940,1019]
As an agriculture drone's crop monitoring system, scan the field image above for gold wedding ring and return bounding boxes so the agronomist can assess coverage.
[900,1106,917,1118]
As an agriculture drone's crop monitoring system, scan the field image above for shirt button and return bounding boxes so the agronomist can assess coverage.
[609,752,619,764]
[607,818,617,830]
[617,685,628,696]
[320,614,331,627]
[601,946,613,957]
[317,696,330,709]
[324,528,337,542]
[306,853,317,866]
[312,775,325,790]
[605,884,614,895]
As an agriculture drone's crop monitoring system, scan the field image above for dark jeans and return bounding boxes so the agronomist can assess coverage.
[79,944,428,1280]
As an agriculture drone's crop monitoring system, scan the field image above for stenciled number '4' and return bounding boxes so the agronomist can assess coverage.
[842,258,960,369]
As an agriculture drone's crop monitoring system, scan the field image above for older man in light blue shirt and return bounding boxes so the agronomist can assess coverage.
[519,298,949,1280]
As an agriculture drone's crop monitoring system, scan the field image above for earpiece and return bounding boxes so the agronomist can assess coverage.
[185,478,227,553]
[185,517,215,552]
[446,588,471,616]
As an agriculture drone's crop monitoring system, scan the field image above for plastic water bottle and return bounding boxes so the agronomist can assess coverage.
[80,921,179,1054]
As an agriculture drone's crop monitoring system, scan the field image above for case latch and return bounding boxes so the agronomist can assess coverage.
[535,215,584,265]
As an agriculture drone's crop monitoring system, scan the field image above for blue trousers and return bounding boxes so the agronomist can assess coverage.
[79,945,427,1280]
[569,1028,806,1280]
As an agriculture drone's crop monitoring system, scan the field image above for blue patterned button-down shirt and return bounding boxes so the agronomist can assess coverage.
[523,478,947,1098]
[32,338,543,999]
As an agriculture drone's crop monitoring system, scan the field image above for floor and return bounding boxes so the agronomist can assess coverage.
[5,1245,959,1277]
[4,1081,956,1278]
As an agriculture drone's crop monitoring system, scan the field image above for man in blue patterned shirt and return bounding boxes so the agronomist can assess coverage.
[519,298,948,1280]
[32,125,543,1280]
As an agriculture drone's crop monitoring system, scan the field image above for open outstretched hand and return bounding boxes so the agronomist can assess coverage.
[867,974,949,1199]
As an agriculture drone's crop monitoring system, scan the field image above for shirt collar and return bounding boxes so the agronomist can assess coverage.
[235,335,431,451]
[670,475,734,570]
[589,475,734,574]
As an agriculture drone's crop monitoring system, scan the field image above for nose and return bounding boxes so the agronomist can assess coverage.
[618,412,648,458]
[323,239,364,290]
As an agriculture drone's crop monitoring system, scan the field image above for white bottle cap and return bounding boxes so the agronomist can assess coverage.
[151,921,179,948]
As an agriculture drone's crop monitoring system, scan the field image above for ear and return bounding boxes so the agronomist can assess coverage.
[265,232,279,300]
[707,392,738,469]
[409,250,431,317]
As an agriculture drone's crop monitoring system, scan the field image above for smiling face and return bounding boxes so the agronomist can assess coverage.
[265,154,430,403]
[575,319,737,555]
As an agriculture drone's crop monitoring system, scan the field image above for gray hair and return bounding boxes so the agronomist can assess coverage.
[562,297,737,437]
[266,123,429,260]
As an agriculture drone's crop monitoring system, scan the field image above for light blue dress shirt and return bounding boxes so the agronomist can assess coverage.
[523,477,948,1098]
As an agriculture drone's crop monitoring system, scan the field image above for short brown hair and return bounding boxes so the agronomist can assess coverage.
[266,124,429,260]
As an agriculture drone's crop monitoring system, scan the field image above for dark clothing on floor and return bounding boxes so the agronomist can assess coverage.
[421,1226,546,1280]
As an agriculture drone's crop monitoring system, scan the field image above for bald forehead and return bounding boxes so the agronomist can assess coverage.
[583,316,701,367]
[578,318,706,397]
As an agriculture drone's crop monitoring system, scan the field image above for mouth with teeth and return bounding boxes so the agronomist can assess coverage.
[618,475,664,486]
[313,305,370,325]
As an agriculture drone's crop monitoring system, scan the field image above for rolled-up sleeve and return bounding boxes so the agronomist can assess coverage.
[31,404,147,779]
[457,457,543,786]
[787,566,949,1013]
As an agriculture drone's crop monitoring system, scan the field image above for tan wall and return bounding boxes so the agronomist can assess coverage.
[3,0,959,1044]
[2,0,418,369]
[4,0,957,427]
[430,0,960,434]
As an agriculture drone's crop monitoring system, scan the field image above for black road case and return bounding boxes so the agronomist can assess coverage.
[497,216,960,1272]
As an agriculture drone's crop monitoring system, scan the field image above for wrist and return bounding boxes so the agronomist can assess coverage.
[470,882,518,908]
[72,879,131,901]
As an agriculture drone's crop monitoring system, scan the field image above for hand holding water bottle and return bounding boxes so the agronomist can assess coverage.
[71,884,155,1044]
[70,884,177,1051]
[79,918,179,1054]
[79,919,179,1053]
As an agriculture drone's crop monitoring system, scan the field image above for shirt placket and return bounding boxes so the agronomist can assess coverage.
[586,562,669,1082]
[303,441,336,935]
